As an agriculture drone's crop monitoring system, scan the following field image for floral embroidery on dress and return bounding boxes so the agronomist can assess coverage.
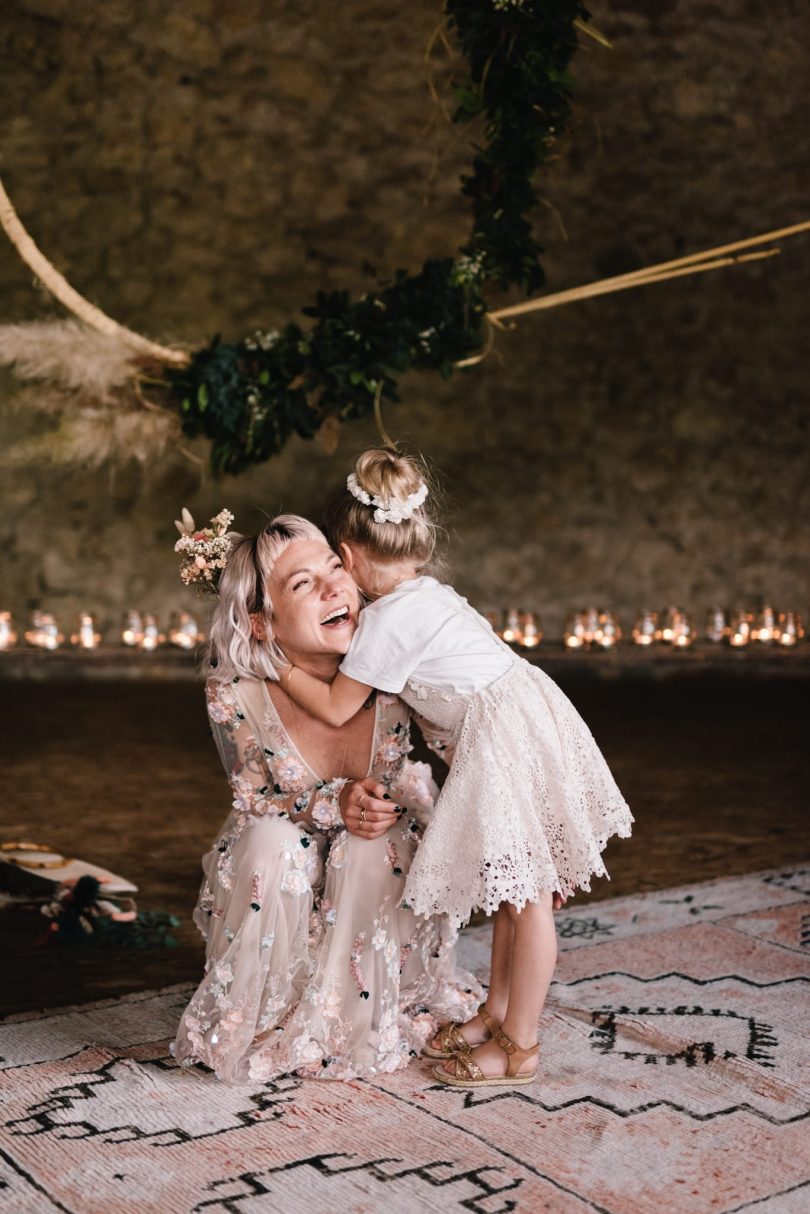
[250,872,263,911]
[311,796,341,828]
[371,921,386,950]
[373,719,411,769]
[384,840,403,876]
[406,678,455,705]
[174,674,484,1084]
[327,830,347,870]
[280,866,312,897]
[384,937,399,980]
[206,681,241,725]
[350,932,368,997]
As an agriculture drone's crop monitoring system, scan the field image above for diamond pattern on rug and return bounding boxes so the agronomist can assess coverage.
[1,865,809,1214]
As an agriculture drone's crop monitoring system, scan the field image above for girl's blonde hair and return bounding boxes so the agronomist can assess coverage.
[206,513,328,683]
[325,447,442,569]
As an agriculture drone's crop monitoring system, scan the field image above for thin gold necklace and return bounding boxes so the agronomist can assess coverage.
[277,681,376,781]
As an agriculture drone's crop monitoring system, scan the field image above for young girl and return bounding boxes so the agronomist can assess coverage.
[283,448,633,1088]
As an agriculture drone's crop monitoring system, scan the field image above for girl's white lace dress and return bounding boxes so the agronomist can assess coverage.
[340,577,635,930]
[172,676,480,1084]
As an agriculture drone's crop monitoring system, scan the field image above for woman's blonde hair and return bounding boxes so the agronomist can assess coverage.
[206,513,328,683]
[325,447,442,568]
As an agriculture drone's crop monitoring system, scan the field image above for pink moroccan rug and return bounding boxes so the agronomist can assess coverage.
[1,865,808,1214]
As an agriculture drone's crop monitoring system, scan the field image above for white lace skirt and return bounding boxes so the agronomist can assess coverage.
[403,661,634,928]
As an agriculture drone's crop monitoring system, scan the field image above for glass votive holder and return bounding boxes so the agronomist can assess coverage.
[727,610,753,648]
[582,606,600,647]
[564,612,588,650]
[775,611,804,647]
[25,611,64,650]
[671,611,694,647]
[657,606,681,644]
[753,606,777,644]
[121,610,144,647]
[705,607,729,643]
[0,612,18,650]
[168,611,202,649]
[70,612,101,649]
[501,608,523,646]
[138,613,165,651]
[519,611,543,648]
[632,610,658,646]
[593,610,620,649]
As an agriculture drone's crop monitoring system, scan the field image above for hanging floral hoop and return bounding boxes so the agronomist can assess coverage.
[0,1,807,475]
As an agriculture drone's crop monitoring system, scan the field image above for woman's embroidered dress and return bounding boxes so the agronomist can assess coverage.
[172,677,480,1083]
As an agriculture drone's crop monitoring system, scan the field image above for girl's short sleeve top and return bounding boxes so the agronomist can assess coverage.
[339,576,514,696]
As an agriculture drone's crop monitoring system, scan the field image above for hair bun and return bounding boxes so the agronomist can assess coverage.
[352,448,426,503]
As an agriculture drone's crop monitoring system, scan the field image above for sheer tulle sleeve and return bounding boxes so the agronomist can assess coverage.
[412,712,456,767]
[205,679,346,832]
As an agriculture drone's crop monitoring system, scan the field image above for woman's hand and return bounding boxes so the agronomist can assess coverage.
[552,891,568,911]
[341,778,401,840]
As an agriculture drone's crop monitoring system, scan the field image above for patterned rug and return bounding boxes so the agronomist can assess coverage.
[1,865,808,1214]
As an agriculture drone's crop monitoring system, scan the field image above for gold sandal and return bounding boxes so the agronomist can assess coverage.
[432,1026,539,1087]
[421,1002,501,1060]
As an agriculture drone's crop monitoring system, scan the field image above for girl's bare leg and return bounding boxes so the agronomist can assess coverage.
[484,901,514,1021]
[428,902,514,1049]
[442,893,557,1077]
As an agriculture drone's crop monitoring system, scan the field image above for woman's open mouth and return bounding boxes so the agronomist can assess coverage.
[320,606,351,629]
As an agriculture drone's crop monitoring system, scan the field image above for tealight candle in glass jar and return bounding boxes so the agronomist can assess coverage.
[0,612,17,650]
[582,606,600,647]
[657,606,680,644]
[595,610,621,649]
[671,611,694,647]
[753,606,777,644]
[138,613,165,651]
[564,612,587,650]
[121,610,144,647]
[727,610,752,648]
[519,612,542,648]
[169,611,202,649]
[775,611,804,647]
[25,611,64,650]
[71,612,101,649]
[502,608,522,646]
[705,608,729,643]
[632,610,658,646]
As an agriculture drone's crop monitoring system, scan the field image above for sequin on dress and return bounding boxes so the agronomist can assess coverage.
[172,676,481,1083]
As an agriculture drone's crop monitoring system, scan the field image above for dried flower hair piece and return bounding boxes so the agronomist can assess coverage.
[346,472,428,525]
[174,507,234,593]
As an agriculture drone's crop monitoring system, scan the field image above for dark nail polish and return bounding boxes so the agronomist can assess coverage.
[383,794,391,800]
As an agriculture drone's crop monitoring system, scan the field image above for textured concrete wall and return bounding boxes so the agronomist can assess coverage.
[1,0,808,638]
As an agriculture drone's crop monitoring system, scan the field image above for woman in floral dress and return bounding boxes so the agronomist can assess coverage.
[173,514,479,1083]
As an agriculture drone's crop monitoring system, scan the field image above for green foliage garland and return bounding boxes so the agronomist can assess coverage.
[170,0,590,475]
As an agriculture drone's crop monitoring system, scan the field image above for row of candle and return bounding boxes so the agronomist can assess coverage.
[1,605,806,654]
[485,606,805,650]
[0,611,203,652]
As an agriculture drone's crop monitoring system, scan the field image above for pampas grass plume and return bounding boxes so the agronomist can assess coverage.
[0,320,138,395]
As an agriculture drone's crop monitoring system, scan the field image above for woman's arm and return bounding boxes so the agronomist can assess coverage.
[284,667,373,728]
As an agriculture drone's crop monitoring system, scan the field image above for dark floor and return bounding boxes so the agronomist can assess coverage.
[1,674,807,1016]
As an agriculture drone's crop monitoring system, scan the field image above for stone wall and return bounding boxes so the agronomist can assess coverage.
[1,0,808,638]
